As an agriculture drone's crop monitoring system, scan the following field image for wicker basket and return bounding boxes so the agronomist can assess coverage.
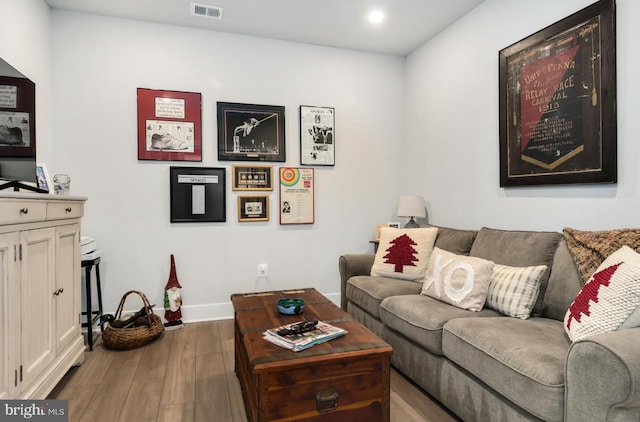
[101,290,165,350]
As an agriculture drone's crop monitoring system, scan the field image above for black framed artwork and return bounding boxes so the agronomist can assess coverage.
[217,102,286,162]
[499,0,616,187]
[170,166,226,223]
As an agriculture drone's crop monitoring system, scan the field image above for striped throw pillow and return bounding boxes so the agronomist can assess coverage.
[487,264,547,319]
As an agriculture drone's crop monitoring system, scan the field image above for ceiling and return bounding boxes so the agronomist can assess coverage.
[44,0,484,56]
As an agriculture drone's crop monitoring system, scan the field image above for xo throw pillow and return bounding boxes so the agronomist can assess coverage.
[370,227,438,281]
[421,247,494,311]
[564,245,640,342]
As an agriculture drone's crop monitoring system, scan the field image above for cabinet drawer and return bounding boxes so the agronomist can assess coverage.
[0,200,47,225]
[47,201,84,220]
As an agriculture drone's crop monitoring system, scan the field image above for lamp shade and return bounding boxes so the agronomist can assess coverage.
[397,195,426,218]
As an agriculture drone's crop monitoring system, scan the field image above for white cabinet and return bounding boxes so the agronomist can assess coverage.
[55,223,81,353]
[0,193,86,399]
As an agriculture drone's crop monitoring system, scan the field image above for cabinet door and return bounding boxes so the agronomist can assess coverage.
[20,228,56,390]
[0,232,19,399]
[55,224,80,352]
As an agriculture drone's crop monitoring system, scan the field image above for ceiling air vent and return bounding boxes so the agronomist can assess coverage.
[191,3,223,20]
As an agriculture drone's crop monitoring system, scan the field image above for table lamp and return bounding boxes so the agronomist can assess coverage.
[397,195,426,228]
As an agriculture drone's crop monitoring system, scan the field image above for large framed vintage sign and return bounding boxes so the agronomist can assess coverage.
[499,0,616,187]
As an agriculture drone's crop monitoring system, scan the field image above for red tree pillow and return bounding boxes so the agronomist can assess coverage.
[564,246,640,341]
[370,227,438,281]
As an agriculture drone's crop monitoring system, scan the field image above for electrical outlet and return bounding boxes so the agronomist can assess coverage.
[258,263,268,277]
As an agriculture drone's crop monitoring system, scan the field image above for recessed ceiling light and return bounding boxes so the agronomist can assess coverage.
[368,10,385,24]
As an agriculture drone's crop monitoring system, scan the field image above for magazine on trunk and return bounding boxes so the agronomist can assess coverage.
[263,320,347,352]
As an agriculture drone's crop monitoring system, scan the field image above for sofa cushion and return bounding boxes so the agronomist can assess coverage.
[380,295,501,355]
[564,246,640,341]
[541,239,584,321]
[427,225,478,255]
[370,227,438,281]
[469,227,561,317]
[346,276,421,319]
[442,317,570,422]
[421,247,494,311]
[563,227,640,284]
[486,264,547,319]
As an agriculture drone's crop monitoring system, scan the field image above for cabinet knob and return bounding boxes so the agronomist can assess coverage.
[20,208,28,214]
[65,207,72,213]
[53,288,64,296]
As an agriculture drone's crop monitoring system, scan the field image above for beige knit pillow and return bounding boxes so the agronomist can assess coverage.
[563,227,640,284]
[370,227,438,281]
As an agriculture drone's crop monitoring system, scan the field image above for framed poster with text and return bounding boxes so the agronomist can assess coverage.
[499,0,616,186]
[0,75,35,158]
[300,105,335,166]
[279,167,314,225]
[137,88,202,161]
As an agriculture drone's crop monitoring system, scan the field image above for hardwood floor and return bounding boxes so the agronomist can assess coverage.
[48,320,458,422]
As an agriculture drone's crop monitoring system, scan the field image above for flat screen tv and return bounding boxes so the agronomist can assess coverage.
[0,57,42,193]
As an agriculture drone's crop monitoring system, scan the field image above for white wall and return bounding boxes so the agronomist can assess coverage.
[50,11,405,319]
[405,0,640,232]
[0,0,54,162]
[12,0,637,321]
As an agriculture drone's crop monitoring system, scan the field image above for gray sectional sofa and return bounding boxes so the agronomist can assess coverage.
[339,226,640,422]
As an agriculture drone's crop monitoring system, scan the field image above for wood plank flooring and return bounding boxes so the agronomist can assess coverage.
[48,319,458,422]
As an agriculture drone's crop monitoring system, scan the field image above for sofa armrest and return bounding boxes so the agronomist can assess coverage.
[338,254,375,310]
[565,328,640,422]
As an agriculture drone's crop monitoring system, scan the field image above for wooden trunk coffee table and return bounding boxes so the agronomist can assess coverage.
[231,288,392,422]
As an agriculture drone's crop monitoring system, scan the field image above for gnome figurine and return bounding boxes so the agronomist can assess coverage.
[164,254,184,329]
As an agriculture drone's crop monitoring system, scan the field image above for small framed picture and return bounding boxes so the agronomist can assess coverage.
[300,105,335,166]
[232,165,273,191]
[387,222,400,229]
[238,195,269,222]
[36,162,52,193]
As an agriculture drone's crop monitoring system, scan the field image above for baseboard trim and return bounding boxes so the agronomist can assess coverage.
[111,292,341,324]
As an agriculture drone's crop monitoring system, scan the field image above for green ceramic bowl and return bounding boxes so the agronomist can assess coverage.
[277,298,305,315]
